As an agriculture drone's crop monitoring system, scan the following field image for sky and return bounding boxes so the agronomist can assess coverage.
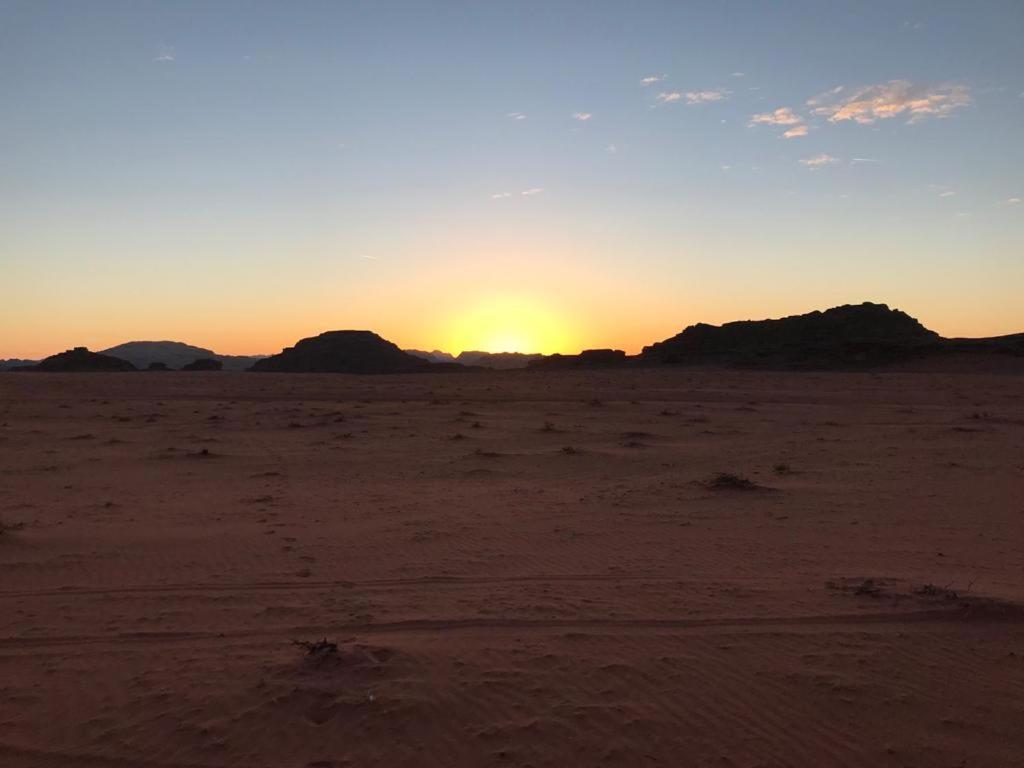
[2,0,1022,358]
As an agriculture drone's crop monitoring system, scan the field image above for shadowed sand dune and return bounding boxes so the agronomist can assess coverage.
[1,369,1022,767]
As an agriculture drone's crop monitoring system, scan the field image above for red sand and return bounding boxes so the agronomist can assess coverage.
[1,370,1022,767]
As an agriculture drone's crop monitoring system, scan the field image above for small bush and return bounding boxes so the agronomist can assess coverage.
[705,472,763,491]
[0,520,25,537]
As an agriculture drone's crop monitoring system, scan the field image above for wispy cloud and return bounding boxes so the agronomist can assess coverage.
[520,187,544,196]
[358,254,377,260]
[851,157,878,164]
[641,75,665,86]
[731,72,745,78]
[939,190,956,198]
[572,112,592,121]
[782,125,808,139]
[491,192,513,199]
[655,91,682,104]
[800,153,840,168]
[749,107,803,127]
[605,143,618,153]
[808,80,970,124]
[1004,197,1022,205]
[506,112,527,120]
[684,89,730,104]
[154,45,175,62]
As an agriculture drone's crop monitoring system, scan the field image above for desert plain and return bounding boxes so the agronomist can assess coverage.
[0,368,1022,768]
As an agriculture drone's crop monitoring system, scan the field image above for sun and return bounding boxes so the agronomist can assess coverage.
[443,295,576,355]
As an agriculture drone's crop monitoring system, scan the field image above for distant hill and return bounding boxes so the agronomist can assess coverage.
[641,303,944,369]
[406,349,458,364]
[101,341,264,371]
[528,349,628,369]
[455,351,544,369]
[251,331,447,373]
[405,349,544,368]
[16,347,136,372]
[0,359,38,371]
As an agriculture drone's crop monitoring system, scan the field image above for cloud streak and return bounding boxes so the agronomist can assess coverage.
[808,80,970,124]
[684,89,730,104]
[800,153,839,168]
[572,112,592,121]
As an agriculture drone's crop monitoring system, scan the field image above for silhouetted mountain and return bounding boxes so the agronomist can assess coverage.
[0,359,38,371]
[529,349,628,369]
[101,341,264,371]
[455,351,545,369]
[181,358,223,371]
[146,362,171,371]
[16,347,136,372]
[406,349,458,364]
[641,303,943,369]
[251,331,444,373]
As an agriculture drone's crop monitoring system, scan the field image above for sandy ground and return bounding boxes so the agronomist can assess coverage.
[1,369,1022,768]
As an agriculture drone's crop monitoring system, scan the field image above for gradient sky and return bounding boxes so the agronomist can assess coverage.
[2,0,1022,358]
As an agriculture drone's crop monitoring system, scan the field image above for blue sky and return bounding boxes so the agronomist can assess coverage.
[2,1,1022,356]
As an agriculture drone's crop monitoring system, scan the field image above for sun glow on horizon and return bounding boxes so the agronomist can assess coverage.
[442,295,578,355]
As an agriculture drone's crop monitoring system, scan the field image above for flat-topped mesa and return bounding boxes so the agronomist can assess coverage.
[101,341,265,371]
[250,330,440,374]
[24,347,137,372]
[641,302,942,369]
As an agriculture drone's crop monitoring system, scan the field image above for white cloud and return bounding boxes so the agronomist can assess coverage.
[506,112,527,120]
[655,91,682,104]
[605,143,618,153]
[1005,197,1022,205]
[684,89,730,104]
[850,157,878,164]
[749,107,803,127]
[520,187,544,196]
[491,192,513,199]
[731,72,745,78]
[939,190,956,197]
[750,107,807,138]
[572,112,592,121]
[641,75,665,86]
[154,45,175,62]
[808,80,970,124]
[358,254,377,260]
[800,153,840,168]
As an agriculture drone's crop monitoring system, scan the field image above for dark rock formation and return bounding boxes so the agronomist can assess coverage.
[641,303,942,369]
[101,341,264,371]
[250,331,440,374]
[18,347,137,372]
[529,349,628,369]
[181,358,223,371]
[146,362,171,371]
